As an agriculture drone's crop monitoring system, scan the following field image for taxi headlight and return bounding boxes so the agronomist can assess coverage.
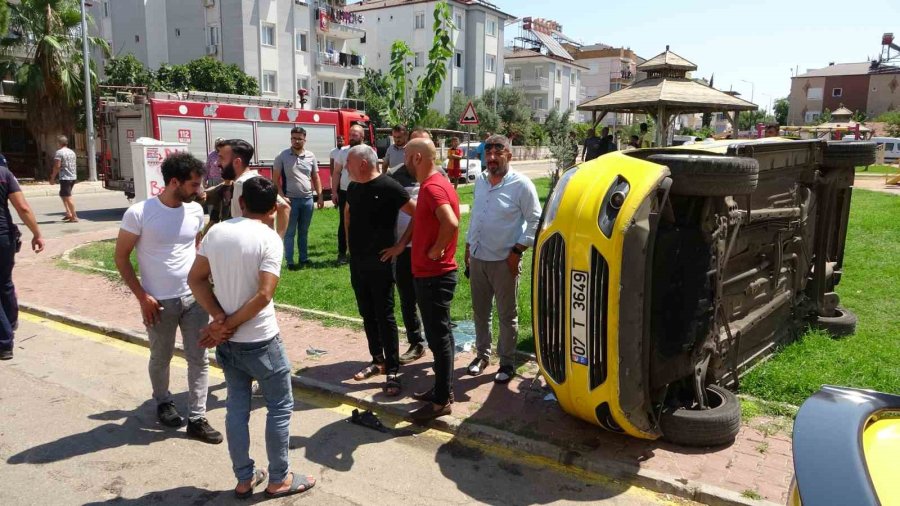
[542,167,579,230]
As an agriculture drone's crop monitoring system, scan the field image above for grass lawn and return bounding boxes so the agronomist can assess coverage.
[741,189,900,405]
[72,177,552,353]
[856,164,898,174]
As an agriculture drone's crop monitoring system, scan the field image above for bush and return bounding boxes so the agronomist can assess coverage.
[876,111,900,137]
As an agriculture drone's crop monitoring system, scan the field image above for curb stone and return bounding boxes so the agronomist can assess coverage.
[20,302,777,506]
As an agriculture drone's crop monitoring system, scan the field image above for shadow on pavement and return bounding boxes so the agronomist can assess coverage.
[81,485,280,505]
[7,388,227,465]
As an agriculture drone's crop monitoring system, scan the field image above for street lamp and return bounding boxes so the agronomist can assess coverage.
[80,0,97,182]
[740,79,755,105]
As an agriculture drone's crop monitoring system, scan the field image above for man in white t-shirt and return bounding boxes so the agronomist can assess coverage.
[114,152,222,444]
[48,135,79,223]
[218,138,291,239]
[188,176,315,499]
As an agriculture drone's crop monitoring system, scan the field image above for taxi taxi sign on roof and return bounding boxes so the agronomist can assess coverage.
[459,101,479,125]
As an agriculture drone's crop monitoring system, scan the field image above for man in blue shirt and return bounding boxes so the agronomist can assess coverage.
[464,134,541,384]
[474,131,492,169]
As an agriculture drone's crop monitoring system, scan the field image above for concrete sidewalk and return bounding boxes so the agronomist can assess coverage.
[19,180,108,198]
[14,228,790,506]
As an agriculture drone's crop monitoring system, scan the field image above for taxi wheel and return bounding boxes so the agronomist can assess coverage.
[660,385,741,447]
[822,141,876,169]
[647,154,759,197]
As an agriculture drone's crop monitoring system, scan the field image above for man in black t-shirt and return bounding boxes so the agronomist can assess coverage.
[343,145,416,396]
[0,157,45,360]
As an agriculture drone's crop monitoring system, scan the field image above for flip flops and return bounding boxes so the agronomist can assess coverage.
[264,472,316,499]
[234,468,267,499]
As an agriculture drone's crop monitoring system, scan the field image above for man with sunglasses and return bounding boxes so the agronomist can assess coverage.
[465,135,541,384]
[275,127,323,269]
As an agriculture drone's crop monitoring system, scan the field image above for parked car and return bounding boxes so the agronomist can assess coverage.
[532,137,875,446]
[442,141,482,183]
[789,385,899,505]
[843,135,900,163]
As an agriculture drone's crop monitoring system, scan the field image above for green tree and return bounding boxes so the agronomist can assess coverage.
[0,2,9,37]
[154,63,192,92]
[352,68,392,128]
[183,57,259,95]
[446,93,499,136]
[0,0,109,177]
[816,108,833,125]
[877,111,900,137]
[103,53,154,89]
[738,108,767,130]
[482,87,533,145]
[774,97,789,125]
[380,1,454,127]
[418,108,447,129]
[851,110,867,123]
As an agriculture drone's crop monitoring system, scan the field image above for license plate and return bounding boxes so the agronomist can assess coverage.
[570,270,589,365]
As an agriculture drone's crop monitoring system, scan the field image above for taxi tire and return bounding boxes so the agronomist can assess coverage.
[660,385,741,447]
[814,306,858,338]
[822,141,876,169]
[647,154,759,197]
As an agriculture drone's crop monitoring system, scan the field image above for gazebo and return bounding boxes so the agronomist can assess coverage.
[577,46,758,146]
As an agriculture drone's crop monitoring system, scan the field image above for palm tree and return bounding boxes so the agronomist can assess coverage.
[0,0,108,178]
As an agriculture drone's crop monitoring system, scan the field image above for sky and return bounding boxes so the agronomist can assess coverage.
[492,0,900,113]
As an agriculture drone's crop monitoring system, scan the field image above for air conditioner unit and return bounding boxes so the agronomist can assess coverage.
[204,0,215,7]
[206,44,218,55]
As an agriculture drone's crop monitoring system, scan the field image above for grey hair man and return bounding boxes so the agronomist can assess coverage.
[344,144,415,396]
[465,134,541,384]
[49,135,78,222]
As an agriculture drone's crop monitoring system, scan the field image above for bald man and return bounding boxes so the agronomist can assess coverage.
[405,138,460,422]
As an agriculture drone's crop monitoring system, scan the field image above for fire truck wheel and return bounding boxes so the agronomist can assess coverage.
[660,385,741,447]
[822,141,876,169]
[647,154,759,197]
[814,306,858,338]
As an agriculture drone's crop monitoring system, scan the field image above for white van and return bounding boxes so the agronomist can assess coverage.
[843,136,900,163]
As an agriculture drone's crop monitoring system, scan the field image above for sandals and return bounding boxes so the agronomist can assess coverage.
[384,374,401,397]
[264,472,316,499]
[234,468,267,499]
[353,362,385,381]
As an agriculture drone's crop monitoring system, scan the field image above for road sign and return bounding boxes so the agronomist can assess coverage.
[459,101,479,125]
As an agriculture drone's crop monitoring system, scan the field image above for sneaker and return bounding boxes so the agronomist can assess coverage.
[157,401,184,427]
[187,417,224,444]
[466,357,489,376]
[494,365,515,384]
[0,349,12,360]
[399,343,426,365]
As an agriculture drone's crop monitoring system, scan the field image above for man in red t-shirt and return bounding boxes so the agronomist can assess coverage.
[406,138,460,422]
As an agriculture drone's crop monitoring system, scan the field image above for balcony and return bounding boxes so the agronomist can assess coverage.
[533,108,549,121]
[315,8,366,39]
[511,76,550,93]
[316,52,365,80]
[317,95,366,111]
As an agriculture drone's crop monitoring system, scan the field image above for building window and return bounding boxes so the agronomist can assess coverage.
[297,76,309,92]
[134,35,140,43]
[455,51,463,68]
[832,87,843,97]
[414,12,425,30]
[555,98,561,109]
[414,52,424,67]
[295,31,307,52]
[556,69,561,83]
[262,71,277,93]
[534,66,543,79]
[322,81,336,96]
[261,23,276,47]
[511,67,521,81]
[486,19,497,36]
[454,12,464,30]
[208,26,219,45]
[805,111,821,123]
[175,28,181,37]
[454,87,463,94]
[806,87,823,100]
[533,97,545,109]
[485,54,496,73]
[103,1,109,17]
[569,101,575,110]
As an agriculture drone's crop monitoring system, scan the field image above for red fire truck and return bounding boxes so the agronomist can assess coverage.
[98,89,374,198]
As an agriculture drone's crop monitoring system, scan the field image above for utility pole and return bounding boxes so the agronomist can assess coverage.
[81,0,97,181]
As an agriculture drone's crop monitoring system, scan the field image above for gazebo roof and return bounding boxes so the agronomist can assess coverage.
[577,77,758,114]
[637,47,697,72]
[832,106,853,117]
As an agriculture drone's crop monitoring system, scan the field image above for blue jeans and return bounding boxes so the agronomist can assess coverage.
[216,336,293,483]
[0,234,17,352]
[285,196,314,265]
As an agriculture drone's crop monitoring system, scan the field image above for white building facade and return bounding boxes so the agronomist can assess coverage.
[87,0,364,110]
[345,0,514,115]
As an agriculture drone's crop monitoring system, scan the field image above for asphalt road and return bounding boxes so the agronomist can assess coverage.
[13,191,130,240]
[0,315,671,505]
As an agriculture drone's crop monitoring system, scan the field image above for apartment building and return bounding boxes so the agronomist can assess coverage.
[567,43,642,125]
[345,0,514,115]
[504,18,586,121]
[87,0,364,110]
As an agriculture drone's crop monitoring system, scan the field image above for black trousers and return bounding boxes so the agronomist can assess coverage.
[393,248,423,346]
[0,234,17,352]
[415,270,458,405]
[337,190,347,257]
[350,256,399,374]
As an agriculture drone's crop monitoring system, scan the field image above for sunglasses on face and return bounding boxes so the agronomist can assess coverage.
[484,143,506,153]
